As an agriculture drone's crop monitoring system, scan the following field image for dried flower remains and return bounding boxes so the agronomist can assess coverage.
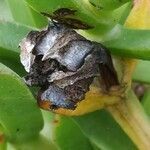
[20,8,119,111]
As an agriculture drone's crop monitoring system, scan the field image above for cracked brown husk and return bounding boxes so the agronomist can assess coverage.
[20,22,119,111]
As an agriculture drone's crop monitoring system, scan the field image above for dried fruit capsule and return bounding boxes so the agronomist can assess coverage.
[20,23,118,112]
[20,9,119,112]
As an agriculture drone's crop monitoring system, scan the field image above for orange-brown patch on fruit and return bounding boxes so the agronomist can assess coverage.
[52,86,120,116]
[38,100,51,110]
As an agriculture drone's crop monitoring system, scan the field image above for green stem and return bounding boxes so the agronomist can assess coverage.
[106,90,150,150]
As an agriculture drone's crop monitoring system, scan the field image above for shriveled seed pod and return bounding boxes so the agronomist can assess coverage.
[20,22,119,113]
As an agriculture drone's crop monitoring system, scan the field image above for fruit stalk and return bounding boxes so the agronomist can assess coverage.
[107,90,150,150]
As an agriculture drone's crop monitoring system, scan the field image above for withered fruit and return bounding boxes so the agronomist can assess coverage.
[20,23,118,111]
[20,8,119,111]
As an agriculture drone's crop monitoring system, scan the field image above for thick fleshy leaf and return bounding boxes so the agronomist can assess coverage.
[0,63,43,143]
[5,108,57,149]
[125,0,150,29]
[53,116,94,150]
[6,0,47,28]
[128,0,150,83]
[0,0,13,21]
[133,60,150,83]
[52,110,136,150]
[0,22,32,75]
[103,25,150,60]
[73,110,137,150]
[10,135,57,150]
[89,0,130,10]
[0,22,32,54]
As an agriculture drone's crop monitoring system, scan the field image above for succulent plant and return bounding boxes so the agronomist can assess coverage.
[1,0,150,150]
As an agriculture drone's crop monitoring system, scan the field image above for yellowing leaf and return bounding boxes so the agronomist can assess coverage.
[122,0,150,87]
[125,0,150,29]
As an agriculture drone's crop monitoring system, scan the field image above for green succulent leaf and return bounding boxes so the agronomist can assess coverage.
[103,25,150,60]
[0,63,43,143]
[53,110,137,150]
[133,60,150,83]
[53,116,94,150]
[89,0,130,10]
[73,110,137,150]
[0,0,13,22]
[10,134,57,150]
[6,0,47,28]
[0,22,32,75]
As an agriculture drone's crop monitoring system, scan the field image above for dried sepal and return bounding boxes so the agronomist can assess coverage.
[41,8,93,29]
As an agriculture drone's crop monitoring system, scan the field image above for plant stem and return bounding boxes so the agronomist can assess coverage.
[106,90,150,150]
